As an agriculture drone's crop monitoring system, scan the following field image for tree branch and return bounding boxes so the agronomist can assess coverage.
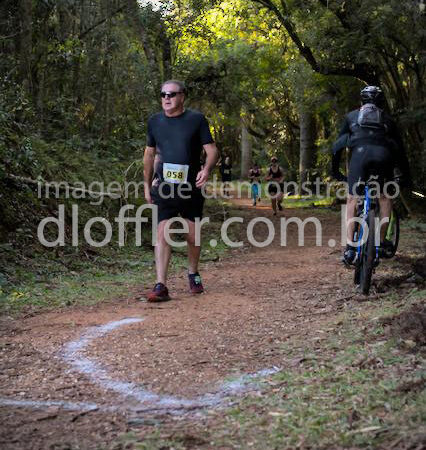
[0,31,22,40]
[78,4,128,40]
[316,0,353,30]
[247,124,269,139]
[5,174,122,199]
[254,0,320,71]
[252,0,379,84]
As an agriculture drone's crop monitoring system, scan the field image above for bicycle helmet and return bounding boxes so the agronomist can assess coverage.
[360,86,384,105]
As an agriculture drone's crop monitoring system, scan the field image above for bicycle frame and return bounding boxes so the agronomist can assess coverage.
[352,181,400,294]
[355,184,380,263]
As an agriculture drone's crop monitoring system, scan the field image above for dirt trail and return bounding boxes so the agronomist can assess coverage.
[0,200,376,449]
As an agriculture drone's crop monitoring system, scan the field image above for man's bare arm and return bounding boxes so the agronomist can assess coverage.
[143,146,156,203]
[203,143,219,173]
[278,166,285,183]
[196,142,219,188]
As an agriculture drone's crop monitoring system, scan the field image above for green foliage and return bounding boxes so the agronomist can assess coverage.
[249,0,425,185]
[0,198,233,315]
[1,0,424,246]
[0,0,168,240]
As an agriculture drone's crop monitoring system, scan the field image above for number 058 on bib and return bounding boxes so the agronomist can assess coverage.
[163,163,189,184]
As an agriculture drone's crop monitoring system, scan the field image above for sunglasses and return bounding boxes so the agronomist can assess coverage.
[161,91,183,99]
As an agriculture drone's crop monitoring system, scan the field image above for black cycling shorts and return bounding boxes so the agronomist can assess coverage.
[150,182,205,223]
[348,145,394,196]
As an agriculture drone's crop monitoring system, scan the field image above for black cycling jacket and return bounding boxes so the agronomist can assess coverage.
[331,108,410,180]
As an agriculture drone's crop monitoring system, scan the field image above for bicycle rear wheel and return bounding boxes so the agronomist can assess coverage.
[385,208,400,257]
[353,223,361,285]
[354,262,361,285]
[359,209,376,294]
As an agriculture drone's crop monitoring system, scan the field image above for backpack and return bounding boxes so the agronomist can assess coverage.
[357,103,387,130]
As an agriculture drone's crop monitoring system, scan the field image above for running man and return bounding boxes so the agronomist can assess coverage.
[143,80,218,301]
[248,162,262,206]
[331,85,410,265]
[265,156,285,215]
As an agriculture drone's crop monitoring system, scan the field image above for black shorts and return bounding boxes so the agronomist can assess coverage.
[267,182,284,196]
[151,183,205,223]
[348,145,393,196]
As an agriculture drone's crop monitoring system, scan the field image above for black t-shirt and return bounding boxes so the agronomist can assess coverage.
[249,168,261,183]
[147,109,214,184]
[268,165,283,180]
[221,163,232,176]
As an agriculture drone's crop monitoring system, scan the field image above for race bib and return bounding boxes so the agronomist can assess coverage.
[163,163,189,184]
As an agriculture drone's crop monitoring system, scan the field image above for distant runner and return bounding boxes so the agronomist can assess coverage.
[143,80,218,301]
[220,156,233,197]
[248,162,262,206]
[265,156,284,215]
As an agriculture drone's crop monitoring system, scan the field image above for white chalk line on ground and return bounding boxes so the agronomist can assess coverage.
[0,397,117,412]
[1,317,280,415]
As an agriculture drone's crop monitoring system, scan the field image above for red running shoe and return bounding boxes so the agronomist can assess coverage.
[147,283,170,302]
[188,272,204,294]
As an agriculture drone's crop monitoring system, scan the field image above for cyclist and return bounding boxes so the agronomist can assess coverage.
[331,85,410,265]
[144,80,218,301]
[265,156,285,215]
[248,162,262,206]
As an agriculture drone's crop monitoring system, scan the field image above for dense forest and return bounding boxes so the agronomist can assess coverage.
[1,0,425,241]
[1,4,425,448]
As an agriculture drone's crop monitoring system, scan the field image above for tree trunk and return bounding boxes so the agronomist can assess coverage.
[240,121,252,179]
[299,110,316,186]
[126,0,161,90]
[18,0,32,92]
[101,0,112,137]
[160,22,172,80]
[57,2,73,41]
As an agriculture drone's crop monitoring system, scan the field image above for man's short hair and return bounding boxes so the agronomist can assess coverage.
[161,80,186,94]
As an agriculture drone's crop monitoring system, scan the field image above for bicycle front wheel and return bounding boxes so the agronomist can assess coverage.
[359,209,377,295]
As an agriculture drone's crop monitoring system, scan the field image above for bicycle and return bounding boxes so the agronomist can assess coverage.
[352,180,400,294]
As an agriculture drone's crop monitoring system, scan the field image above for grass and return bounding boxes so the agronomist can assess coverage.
[237,301,425,449]
[283,195,334,208]
[0,244,154,314]
[118,286,425,449]
[217,181,335,208]
[0,199,235,316]
[109,215,425,450]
